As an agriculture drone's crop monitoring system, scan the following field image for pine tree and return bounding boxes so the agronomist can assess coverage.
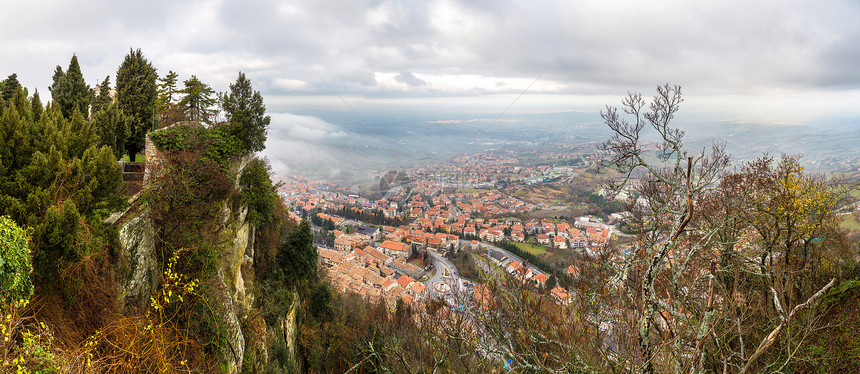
[2,73,20,102]
[219,72,270,152]
[178,75,215,123]
[116,49,158,161]
[92,76,113,114]
[156,70,179,110]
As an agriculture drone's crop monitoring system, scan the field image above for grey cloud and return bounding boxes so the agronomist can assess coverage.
[394,71,427,86]
[2,0,860,118]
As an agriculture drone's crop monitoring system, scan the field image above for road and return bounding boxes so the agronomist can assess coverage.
[425,251,467,302]
[460,239,549,278]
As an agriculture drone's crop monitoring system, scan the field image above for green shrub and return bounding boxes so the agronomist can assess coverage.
[0,216,33,303]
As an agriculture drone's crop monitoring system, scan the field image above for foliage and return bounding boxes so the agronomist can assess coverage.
[145,150,232,266]
[0,90,123,280]
[115,48,158,160]
[596,85,853,373]
[178,75,215,123]
[238,158,278,227]
[156,70,179,110]
[91,103,132,160]
[2,73,21,103]
[278,220,318,285]
[1,299,65,373]
[49,55,93,119]
[91,76,113,115]
[218,72,270,153]
[148,125,244,169]
[0,216,34,303]
[83,248,212,372]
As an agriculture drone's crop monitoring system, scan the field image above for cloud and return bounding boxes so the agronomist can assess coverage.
[259,112,349,176]
[2,0,860,120]
[394,71,427,86]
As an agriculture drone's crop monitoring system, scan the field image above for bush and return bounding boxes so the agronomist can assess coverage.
[0,216,33,303]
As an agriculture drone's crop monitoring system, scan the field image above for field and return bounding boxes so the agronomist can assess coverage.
[510,241,547,256]
[839,213,860,232]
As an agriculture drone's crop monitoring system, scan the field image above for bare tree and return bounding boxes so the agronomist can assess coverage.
[598,85,846,373]
[599,84,730,373]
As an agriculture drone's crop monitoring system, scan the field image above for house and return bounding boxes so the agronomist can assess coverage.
[488,250,509,266]
[506,260,521,274]
[356,226,382,241]
[550,286,572,305]
[335,235,364,252]
[473,284,496,310]
[537,234,551,246]
[397,274,416,289]
[553,235,568,249]
[379,240,409,257]
[565,264,581,278]
[532,273,549,288]
[511,231,526,242]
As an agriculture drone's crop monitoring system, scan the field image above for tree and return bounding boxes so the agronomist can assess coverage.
[2,73,20,102]
[157,70,179,109]
[91,103,132,159]
[278,220,318,284]
[31,90,43,122]
[50,55,92,119]
[219,72,270,152]
[238,158,277,226]
[598,85,846,373]
[599,84,730,373]
[116,49,157,161]
[91,76,113,114]
[155,70,183,128]
[179,75,215,123]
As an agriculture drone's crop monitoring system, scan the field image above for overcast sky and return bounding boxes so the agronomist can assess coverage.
[3,0,860,123]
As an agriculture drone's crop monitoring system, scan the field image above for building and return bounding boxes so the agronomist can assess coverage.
[379,240,409,257]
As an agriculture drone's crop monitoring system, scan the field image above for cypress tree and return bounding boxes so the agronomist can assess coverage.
[115,49,157,161]
[91,104,132,159]
[50,55,92,119]
[92,76,113,114]
[31,90,43,122]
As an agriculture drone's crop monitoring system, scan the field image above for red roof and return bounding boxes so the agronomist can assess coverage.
[380,240,408,252]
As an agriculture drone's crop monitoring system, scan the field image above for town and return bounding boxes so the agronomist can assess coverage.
[277,147,630,312]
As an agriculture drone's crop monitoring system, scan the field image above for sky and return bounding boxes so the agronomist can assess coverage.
[2,0,860,173]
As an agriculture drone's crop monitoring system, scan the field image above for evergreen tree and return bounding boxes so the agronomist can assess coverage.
[156,70,179,110]
[31,90,43,122]
[91,103,132,159]
[219,72,270,152]
[2,73,20,102]
[51,55,92,119]
[178,75,215,123]
[116,49,157,161]
[48,65,64,97]
[278,220,318,284]
[91,76,113,114]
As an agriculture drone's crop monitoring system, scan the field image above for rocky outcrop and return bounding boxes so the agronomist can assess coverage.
[116,211,159,312]
[114,140,300,372]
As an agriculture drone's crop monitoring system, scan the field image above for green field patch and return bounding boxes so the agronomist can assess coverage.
[511,241,547,256]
